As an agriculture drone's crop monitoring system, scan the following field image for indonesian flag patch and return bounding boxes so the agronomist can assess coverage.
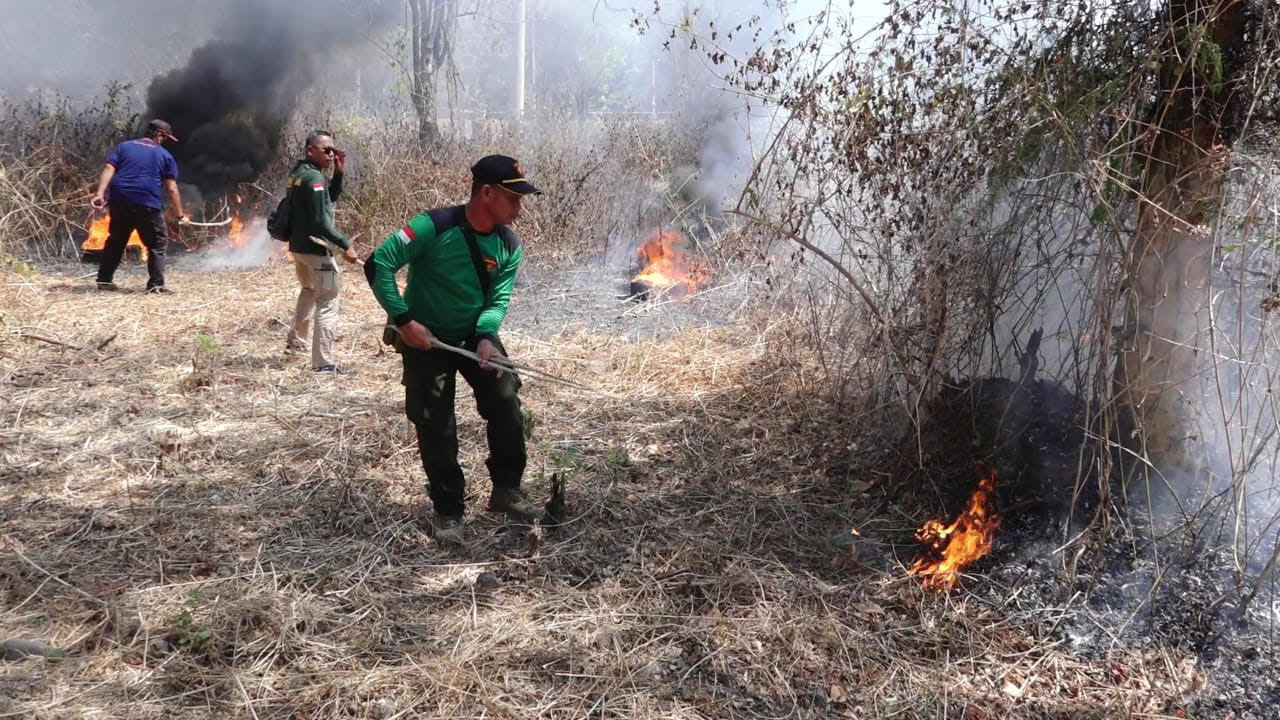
[395,225,415,244]
[312,182,325,191]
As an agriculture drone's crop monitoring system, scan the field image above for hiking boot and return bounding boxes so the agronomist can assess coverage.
[146,285,175,294]
[488,488,539,523]
[95,281,119,291]
[433,515,465,545]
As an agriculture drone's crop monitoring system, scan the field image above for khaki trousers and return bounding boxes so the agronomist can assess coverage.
[287,252,341,369]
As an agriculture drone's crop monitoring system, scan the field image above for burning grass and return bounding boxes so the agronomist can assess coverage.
[0,258,1272,718]
[909,464,1001,591]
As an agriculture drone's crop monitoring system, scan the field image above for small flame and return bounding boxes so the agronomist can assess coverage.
[631,229,709,296]
[227,215,247,247]
[83,215,147,260]
[908,465,1000,590]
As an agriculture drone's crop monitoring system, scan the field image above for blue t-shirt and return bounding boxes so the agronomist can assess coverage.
[105,138,179,209]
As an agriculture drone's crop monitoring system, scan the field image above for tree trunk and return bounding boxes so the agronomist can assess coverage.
[409,0,456,152]
[1114,0,1248,484]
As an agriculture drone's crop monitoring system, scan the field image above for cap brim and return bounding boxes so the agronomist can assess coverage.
[503,180,541,195]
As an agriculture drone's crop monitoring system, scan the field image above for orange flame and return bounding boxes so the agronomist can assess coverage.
[227,215,247,247]
[631,229,709,296]
[83,215,147,260]
[909,466,1000,590]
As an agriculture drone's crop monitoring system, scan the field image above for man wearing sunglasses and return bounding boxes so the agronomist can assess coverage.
[283,130,359,373]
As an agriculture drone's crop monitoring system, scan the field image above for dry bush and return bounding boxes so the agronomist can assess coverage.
[0,86,137,259]
[281,103,700,267]
[0,86,701,273]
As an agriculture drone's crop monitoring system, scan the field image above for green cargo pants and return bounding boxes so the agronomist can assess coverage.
[401,336,526,517]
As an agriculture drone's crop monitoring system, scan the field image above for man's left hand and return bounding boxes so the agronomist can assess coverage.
[333,150,346,174]
[476,338,505,376]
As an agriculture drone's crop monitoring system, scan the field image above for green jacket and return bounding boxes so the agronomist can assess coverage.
[287,160,349,255]
[364,205,522,343]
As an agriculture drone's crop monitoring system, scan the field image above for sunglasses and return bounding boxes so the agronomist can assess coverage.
[309,145,337,156]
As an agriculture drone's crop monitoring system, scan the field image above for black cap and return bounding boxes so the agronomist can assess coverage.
[471,154,541,195]
[146,118,178,142]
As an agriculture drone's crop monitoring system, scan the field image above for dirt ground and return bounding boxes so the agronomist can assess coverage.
[0,252,1273,718]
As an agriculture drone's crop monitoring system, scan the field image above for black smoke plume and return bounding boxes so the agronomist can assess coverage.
[143,0,395,196]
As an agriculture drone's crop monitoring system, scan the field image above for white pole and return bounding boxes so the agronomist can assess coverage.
[651,58,657,116]
[515,0,527,119]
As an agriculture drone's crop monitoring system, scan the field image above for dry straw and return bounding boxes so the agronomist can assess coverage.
[0,261,1233,718]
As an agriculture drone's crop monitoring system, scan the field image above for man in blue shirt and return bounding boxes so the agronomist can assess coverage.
[90,119,189,293]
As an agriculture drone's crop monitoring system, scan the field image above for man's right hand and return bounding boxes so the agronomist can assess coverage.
[90,193,106,210]
[397,320,435,351]
[343,247,359,264]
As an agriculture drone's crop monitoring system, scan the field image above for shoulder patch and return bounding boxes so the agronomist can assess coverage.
[395,224,415,244]
[312,182,325,191]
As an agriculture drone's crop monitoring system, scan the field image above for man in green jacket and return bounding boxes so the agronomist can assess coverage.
[285,130,359,372]
[364,155,541,544]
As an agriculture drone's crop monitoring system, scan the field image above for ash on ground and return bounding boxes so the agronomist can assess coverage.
[901,366,1280,718]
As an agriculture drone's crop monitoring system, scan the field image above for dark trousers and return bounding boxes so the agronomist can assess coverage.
[97,202,168,288]
[403,337,527,517]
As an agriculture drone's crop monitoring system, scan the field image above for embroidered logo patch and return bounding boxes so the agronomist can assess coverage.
[483,256,498,273]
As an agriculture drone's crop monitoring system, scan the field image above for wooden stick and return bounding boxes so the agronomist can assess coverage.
[428,339,596,391]
[312,236,363,261]
[18,329,88,352]
[313,237,595,391]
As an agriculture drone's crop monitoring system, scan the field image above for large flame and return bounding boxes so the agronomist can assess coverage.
[83,200,255,259]
[631,229,709,296]
[83,215,147,260]
[909,465,1001,590]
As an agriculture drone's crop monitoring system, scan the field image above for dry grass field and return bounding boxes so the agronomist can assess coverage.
[0,251,1270,719]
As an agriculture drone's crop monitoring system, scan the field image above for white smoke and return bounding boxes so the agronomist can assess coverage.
[193,217,287,272]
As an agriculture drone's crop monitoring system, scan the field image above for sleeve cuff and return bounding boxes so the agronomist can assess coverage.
[393,312,415,327]
[475,332,498,344]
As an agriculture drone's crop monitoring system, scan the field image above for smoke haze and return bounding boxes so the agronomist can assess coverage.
[144,0,398,195]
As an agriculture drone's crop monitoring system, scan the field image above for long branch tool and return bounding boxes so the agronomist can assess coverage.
[425,338,595,391]
[312,237,595,392]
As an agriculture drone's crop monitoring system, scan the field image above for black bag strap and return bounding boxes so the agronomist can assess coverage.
[460,224,491,298]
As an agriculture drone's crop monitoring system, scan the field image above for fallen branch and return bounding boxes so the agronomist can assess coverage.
[18,328,87,352]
